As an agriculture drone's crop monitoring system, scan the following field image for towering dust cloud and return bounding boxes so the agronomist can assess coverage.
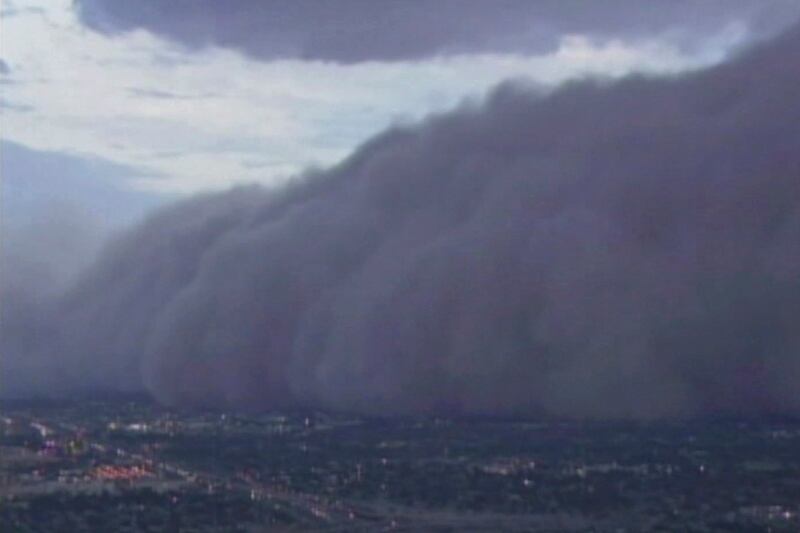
[3,25,799,418]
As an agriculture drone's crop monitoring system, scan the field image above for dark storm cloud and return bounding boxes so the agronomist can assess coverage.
[4,25,800,418]
[74,0,800,63]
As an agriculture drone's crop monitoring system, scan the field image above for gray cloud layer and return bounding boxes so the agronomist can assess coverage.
[3,25,800,419]
[75,0,800,63]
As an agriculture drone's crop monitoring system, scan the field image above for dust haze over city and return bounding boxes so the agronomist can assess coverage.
[2,1,800,531]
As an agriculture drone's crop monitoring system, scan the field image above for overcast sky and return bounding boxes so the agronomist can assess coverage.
[3,0,797,198]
